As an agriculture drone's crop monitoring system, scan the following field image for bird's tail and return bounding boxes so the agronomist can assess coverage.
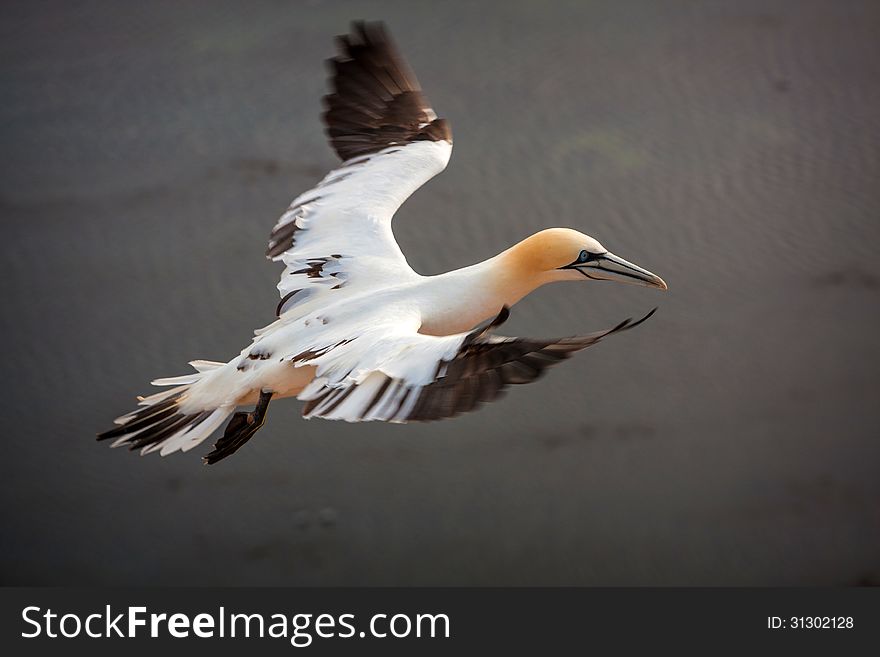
[97,360,234,457]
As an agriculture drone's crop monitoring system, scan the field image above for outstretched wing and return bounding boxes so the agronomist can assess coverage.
[268,22,453,317]
[295,309,656,423]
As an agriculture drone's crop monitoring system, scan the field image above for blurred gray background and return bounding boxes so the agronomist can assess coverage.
[2,0,879,585]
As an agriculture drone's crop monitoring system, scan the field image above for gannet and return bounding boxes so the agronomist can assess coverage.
[99,21,667,464]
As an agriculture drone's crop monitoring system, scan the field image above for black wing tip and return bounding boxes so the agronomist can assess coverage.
[628,306,658,330]
[323,20,445,161]
[607,307,658,336]
[537,306,659,351]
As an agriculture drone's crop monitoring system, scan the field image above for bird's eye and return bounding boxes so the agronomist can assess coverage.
[578,250,590,263]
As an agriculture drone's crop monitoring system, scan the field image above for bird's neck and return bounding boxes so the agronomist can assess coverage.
[490,237,561,302]
[418,243,552,336]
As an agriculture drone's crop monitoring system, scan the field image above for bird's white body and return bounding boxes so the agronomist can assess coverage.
[182,253,539,412]
[100,22,665,463]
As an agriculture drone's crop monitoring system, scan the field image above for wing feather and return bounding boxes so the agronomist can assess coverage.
[266,21,453,317]
[297,309,657,423]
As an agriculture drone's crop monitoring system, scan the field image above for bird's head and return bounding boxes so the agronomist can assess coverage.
[512,228,667,290]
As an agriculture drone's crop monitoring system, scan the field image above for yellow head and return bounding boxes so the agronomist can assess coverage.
[504,228,668,289]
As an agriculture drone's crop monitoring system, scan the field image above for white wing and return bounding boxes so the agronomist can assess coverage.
[266,22,453,317]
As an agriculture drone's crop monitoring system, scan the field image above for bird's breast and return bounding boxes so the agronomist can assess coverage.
[415,276,505,336]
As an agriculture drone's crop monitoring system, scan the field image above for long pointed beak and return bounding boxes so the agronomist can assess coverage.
[578,252,668,290]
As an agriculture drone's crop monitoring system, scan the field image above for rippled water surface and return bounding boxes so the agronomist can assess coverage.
[1,0,879,585]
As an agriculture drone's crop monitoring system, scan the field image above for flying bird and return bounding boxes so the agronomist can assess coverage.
[99,21,667,464]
